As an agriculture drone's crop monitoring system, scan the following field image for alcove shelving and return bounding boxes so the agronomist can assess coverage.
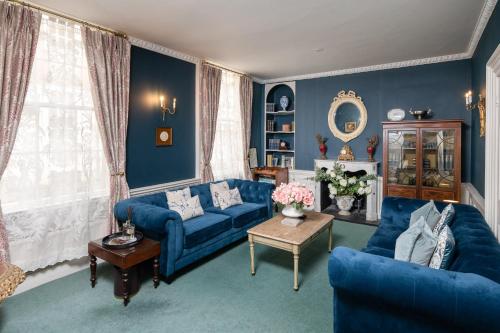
[263,81,296,169]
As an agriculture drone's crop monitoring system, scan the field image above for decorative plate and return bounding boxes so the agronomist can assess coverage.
[102,231,144,249]
[387,108,405,121]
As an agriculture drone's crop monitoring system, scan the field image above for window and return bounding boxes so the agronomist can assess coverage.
[211,70,245,180]
[0,15,109,271]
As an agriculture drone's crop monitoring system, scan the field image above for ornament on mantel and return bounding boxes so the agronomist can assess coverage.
[367,134,379,162]
[316,134,328,159]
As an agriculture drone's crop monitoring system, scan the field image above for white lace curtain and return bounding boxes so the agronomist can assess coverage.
[211,70,245,180]
[0,15,109,272]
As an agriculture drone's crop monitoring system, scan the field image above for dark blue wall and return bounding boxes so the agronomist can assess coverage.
[127,46,196,188]
[250,82,264,165]
[471,3,500,196]
[294,60,471,178]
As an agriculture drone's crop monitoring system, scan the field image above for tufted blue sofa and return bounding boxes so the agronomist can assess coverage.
[328,197,500,333]
[114,179,274,281]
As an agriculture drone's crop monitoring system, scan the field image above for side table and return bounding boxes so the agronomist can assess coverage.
[88,237,161,306]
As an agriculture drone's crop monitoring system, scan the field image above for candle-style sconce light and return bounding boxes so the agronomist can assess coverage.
[159,95,177,121]
[465,90,486,137]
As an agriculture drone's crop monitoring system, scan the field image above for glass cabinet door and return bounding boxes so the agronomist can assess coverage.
[421,129,455,189]
[387,130,417,186]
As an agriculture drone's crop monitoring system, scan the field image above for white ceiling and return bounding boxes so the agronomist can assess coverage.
[31,0,488,80]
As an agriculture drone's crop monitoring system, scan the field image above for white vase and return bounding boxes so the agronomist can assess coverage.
[336,196,355,216]
[282,205,304,218]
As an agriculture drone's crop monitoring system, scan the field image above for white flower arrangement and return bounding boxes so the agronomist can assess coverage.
[316,163,376,198]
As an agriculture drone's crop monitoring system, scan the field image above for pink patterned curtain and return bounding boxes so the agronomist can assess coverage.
[0,2,41,265]
[239,76,253,179]
[81,27,131,233]
[201,63,222,182]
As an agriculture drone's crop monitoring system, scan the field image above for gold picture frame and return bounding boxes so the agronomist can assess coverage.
[344,121,357,133]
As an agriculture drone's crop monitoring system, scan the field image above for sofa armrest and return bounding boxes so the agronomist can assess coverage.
[329,247,500,333]
[114,200,181,236]
[235,180,275,217]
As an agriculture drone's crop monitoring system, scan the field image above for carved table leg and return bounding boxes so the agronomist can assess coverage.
[293,245,300,291]
[89,254,96,288]
[153,257,160,288]
[249,235,255,275]
[121,269,129,306]
[328,222,333,253]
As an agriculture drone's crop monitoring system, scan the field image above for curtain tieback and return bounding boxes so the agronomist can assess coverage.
[111,171,125,177]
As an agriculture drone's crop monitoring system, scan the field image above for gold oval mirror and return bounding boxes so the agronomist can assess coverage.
[328,90,367,142]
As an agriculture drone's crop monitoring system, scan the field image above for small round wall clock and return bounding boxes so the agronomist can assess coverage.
[156,127,173,146]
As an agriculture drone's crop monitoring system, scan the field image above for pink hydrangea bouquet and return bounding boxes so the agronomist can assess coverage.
[272,183,315,210]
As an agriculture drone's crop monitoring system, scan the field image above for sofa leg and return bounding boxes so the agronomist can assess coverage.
[163,275,175,285]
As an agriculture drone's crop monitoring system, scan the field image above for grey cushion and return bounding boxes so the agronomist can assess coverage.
[395,217,424,261]
[429,225,455,269]
[410,200,441,230]
[395,216,438,266]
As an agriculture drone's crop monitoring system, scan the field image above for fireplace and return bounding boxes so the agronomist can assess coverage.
[314,160,379,224]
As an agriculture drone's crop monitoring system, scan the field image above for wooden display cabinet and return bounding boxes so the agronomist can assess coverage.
[382,120,462,202]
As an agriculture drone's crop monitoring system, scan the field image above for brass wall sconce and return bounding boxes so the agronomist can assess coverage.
[465,91,486,137]
[159,95,176,121]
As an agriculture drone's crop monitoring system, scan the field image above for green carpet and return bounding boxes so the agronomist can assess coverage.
[1,220,375,333]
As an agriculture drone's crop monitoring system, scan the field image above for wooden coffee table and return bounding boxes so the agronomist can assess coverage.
[88,237,161,306]
[247,211,334,291]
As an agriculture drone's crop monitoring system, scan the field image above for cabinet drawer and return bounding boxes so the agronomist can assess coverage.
[421,189,455,202]
[387,186,416,199]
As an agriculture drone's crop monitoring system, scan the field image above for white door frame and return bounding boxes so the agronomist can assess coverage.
[485,44,500,239]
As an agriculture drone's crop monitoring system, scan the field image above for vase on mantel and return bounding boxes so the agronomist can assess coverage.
[336,196,355,216]
[282,205,304,218]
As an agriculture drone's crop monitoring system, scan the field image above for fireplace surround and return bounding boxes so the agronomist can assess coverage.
[314,159,379,221]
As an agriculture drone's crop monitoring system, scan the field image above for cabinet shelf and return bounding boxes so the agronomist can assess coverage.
[266,149,295,153]
[266,131,295,134]
[266,111,295,115]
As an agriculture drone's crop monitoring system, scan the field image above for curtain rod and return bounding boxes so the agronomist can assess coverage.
[203,61,250,77]
[6,0,127,38]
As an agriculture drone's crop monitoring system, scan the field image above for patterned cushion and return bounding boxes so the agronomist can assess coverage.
[409,200,441,230]
[165,187,191,208]
[210,181,229,208]
[429,225,455,269]
[169,195,204,221]
[217,188,243,210]
[395,216,438,265]
[432,203,455,236]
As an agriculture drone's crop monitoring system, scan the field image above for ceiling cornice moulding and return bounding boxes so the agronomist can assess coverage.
[261,52,470,84]
[466,0,498,57]
[129,37,200,64]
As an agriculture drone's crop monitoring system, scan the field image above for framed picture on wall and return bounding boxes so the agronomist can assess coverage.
[156,127,173,146]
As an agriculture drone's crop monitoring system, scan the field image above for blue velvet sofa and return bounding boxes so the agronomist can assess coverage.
[329,197,500,333]
[114,179,274,281]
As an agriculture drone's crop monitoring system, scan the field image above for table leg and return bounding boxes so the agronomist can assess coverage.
[249,235,255,275]
[293,246,300,291]
[153,257,160,288]
[89,254,96,288]
[121,269,129,306]
[328,222,333,252]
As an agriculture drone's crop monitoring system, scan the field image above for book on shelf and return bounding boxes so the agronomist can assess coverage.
[266,103,275,113]
[266,154,273,167]
[268,138,281,150]
[266,120,275,132]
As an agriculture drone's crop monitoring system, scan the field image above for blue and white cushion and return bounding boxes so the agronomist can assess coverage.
[429,225,455,269]
[216,188,243,210]
[169,195,204,221]
[166,187,191,208]
[210,181,229,207]
[432,203,455,236]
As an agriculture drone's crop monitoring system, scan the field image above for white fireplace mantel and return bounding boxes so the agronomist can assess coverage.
[314,159,379,221]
